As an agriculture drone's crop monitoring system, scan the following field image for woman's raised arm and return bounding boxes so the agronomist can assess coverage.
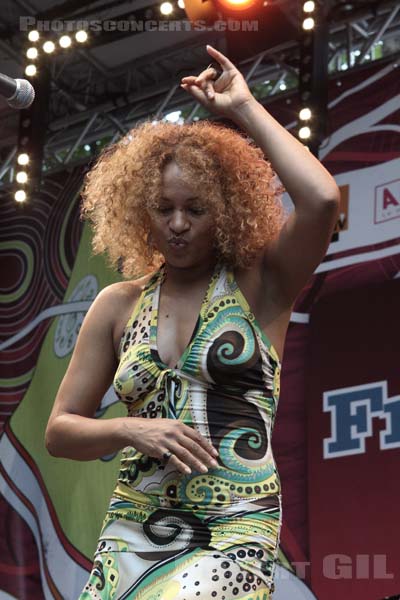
[182,44,340,307]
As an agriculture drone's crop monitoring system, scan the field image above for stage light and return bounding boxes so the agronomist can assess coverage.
[178,0,185,7]
[302,17,314,30]
[26,47,38,60]
[75,30,88,43]
[28,30,39,42]
[15,190,27,202]
[16,171,28,184]
[299,126,311,139]
[299,107,312,120]
[181,0,299,62]
[160,2,173,15]
[43,41,56,54]
[25,64,37,76]
[17,153,30,166]
[218,0,257,10]
[59,35,72,48]
[303,1,315,12]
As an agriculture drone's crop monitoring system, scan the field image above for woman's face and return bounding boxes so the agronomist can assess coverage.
[148,160,217,268]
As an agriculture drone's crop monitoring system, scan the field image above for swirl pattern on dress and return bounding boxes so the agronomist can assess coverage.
[79,261,282,600]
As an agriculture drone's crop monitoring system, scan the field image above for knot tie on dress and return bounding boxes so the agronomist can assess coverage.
[155,368,183,419]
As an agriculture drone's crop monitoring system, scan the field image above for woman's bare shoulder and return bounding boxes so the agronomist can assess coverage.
[103,271,154,301]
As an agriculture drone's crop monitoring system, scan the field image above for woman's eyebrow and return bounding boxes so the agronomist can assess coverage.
[160,196,200,202]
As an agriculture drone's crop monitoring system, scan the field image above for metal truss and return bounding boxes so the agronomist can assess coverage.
[0,0,399,188]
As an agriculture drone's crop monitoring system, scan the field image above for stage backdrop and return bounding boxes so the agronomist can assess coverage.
[307,278,400,599]
[0,54,399,599]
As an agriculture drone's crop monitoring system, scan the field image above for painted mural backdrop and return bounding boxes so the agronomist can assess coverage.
[0,55,399,599]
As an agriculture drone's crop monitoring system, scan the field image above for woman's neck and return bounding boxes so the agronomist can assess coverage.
[162,257,219,290]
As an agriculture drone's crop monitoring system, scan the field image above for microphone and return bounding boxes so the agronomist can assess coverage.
[0,73,35,109]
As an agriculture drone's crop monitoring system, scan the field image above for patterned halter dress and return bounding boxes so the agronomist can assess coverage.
[79,260,282,600]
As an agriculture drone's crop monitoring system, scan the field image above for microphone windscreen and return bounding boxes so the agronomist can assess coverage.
[8,78,35,109]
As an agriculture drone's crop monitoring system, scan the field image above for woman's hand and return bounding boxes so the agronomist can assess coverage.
[180,44,254,119]
[124,417,219,475]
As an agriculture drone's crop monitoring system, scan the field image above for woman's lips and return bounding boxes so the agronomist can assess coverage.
[168,238,188,249]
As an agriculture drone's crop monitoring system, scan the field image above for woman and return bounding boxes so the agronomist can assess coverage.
[45,45,340,599]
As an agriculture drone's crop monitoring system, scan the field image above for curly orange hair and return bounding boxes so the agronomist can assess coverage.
[80,119,287,279]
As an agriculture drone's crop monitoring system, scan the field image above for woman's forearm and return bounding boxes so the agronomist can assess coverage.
[45,413,132,461]
[231,98,340,206]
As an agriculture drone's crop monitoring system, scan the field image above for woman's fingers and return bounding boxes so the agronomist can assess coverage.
[182,65,219,85]
[166,440,218,475]
[181,78,215,99]
[181,79,215,100]
[206,44,236,71]
[134,418,220,475]
[173,444,209,474]
[161,447,192,475]
[182,424,219,458]
[158,423,219,475]
[195,65,220,85]
[206,83,214,99]
[179,436,219,469]
[181,75,197,84]
[180,81,212,103]
[180,44,238,105]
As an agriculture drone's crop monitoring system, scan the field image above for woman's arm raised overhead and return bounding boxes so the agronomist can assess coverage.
[230,98,340,307]
[45,283,140,461]
[182,44,340,307]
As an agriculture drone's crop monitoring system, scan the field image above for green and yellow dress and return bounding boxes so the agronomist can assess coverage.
[79,260,282,600]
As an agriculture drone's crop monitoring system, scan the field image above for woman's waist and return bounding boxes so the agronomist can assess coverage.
[119,445,279,480]
[115,459,281,512]
[110,480,281,514]
[99,483,282,569]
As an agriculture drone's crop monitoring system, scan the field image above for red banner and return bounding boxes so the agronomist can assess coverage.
[306,278,400,598]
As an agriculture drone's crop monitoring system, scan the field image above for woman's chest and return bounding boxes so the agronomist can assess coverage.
[156,286,208,369]
[113,306,272,406]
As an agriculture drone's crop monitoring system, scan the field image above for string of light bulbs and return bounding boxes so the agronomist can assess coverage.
[298,0,317,149]
[14,28,89,203]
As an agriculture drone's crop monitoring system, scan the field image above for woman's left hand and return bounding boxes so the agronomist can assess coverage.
[180,45,254,119]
